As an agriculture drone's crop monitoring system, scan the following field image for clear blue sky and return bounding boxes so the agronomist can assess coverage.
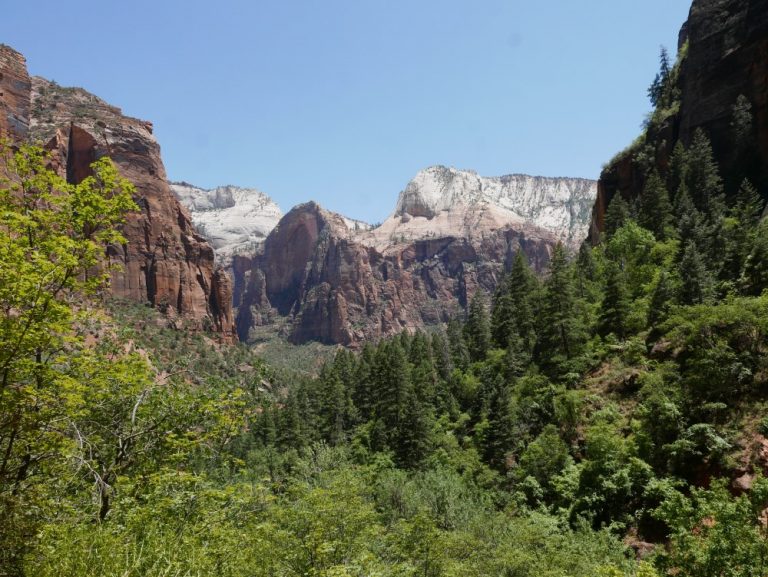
[4,1,691,222]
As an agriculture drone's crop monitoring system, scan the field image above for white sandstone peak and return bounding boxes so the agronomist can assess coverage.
[170,182,283,264]
[361,165,597,250]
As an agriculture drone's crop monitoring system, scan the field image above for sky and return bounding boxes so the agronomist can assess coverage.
[4,1,691,223]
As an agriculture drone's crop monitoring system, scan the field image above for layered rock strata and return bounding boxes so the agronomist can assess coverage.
[0,45,234,338]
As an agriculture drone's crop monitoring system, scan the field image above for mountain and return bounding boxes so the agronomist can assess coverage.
[590,0,768,241]
[170,182,283,265]
[0,45,235,338]
[362,166,595,252]
[232,167,596,346]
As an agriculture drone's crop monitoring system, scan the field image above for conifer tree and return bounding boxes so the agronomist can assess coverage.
[598,261,631,339]
[507,251,539,354]
[483,375,516,471]
[667,141,688,202]
[685,129,725,213]
[491,251,538,352]
[639,169,674,240]
[678,240,714,305]
[647,270,675,328]
[605,194,630,239]
[353,343,376,421]
[575,241,597,292]
[742,218,768,295]
[491,274,514,349]
[536,244,587,379]
[446,318,470,370]
[675,187,706,254]
[724,179,764,282]
[430,332,453,383]
[648,46,671,108]
[464,291,492,362]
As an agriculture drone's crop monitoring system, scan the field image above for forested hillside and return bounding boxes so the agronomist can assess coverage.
[5,2,768,576]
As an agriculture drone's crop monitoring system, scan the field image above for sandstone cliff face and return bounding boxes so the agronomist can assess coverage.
[235,200,560,346]
[230,166,594,346]
[0,46,30,140]
[0,45,234,339]
[170,182,283,266]
[590,0,768,242]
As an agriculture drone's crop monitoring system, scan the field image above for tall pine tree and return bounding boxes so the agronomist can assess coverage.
[639,169,674,240]
[598,261,631,339]
[536,244,587,379]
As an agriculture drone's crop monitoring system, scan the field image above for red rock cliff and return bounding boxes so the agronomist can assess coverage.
[0,45,234,339]
[235,202,556,346]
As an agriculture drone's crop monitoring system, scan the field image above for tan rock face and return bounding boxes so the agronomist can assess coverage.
[590,0,768,242]
[0,47,234,339]
[0,45,30,140]
[235,202,556,346]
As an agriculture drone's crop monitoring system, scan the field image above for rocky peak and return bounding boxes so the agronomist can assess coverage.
[363,165,596,251]
[170,182,283,264]
[0,50,236,339]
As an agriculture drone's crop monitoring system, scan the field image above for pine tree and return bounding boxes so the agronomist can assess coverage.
[685,129,725,213]
[598,261,631,339]
[491,251,538,352]
[491,274,514,349]
[648,46,671,108]
[742,218,768,295]
[353,343,376,421]
[464,291,492,362]
[536,244,587,379]
[678,240,713,305]
[675,187,706,254]
[409,331,438,406]
[446,318,470,370]
[667,141,688,202]
[639,169,674,240]
[430,331,453,383]
[483,375,516,471]
[605,194,630,239]
[647,270,675,328]
[507,251,539,354]
[723,179,764,282]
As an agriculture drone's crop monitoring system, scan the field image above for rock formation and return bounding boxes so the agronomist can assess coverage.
[171,182,283,266]
[590,0,768,242]
[361,166,595,253]
[233,168,596,346]
[0,45,235,339]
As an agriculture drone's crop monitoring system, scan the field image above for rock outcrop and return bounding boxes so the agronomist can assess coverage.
[0,45,31,140]
[0,45,235,339]
[170,182,283,266]
[590,0,768,242]
[363,166,595,252]
[233,167,594,346]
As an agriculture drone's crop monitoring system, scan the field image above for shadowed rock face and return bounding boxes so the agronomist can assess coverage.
[0,46,234,339]
[590,0,768,242]
[234,202,557,346]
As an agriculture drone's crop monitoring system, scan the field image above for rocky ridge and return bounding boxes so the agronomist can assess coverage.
[362,166,595,252]
[0,45,235,339]
[230,167,596,346]
[170,182,283,265]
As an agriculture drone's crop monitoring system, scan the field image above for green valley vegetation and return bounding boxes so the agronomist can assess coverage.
[6,41,768,577]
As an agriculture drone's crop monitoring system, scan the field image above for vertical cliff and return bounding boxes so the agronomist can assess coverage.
[0,45,234,338]
[590,0,768,242]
